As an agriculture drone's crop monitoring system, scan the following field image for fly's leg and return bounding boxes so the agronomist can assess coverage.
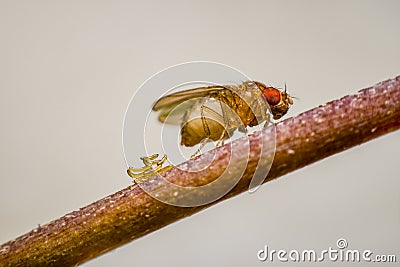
[214,113,230,148]
[190,139,209,159]
[263,113,272,128]
[215,128,229,147]
[200,104,212,139]
[127,154,172,183]
[261,98,273,128]
[203,105,229,148]
[214,95,244,147]
[249,94,272,128]
[190,105,213,159]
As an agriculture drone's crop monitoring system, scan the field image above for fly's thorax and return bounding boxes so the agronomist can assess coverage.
[219,82,269,128]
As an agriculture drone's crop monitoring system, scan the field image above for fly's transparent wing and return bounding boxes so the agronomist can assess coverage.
[157,98,199,124]
[152,86,225,124]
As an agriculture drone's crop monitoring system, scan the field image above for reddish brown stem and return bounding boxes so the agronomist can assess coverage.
[1,76,399,266]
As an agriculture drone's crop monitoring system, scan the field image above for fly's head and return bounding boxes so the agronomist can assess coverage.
[254,81,294,120]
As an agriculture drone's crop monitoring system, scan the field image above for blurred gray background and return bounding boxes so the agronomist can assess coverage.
[1,1,399,266]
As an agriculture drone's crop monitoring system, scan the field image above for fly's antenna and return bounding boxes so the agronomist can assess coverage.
[283,82,298,100]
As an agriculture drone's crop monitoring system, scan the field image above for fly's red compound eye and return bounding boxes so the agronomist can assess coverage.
[262,87,281,106]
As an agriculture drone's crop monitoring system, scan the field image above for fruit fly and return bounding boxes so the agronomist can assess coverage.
[127,81,293,181]
[153,81,293,147]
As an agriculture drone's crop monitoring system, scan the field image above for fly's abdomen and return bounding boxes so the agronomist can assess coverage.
[180,117,229,147]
